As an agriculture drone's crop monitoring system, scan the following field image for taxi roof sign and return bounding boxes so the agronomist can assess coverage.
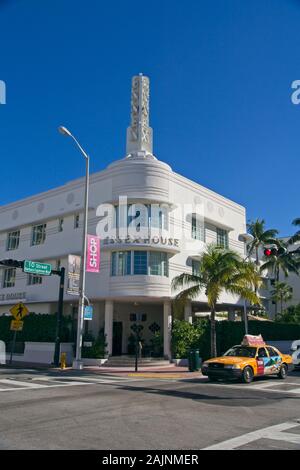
[241,334,265,347]
[9,302,29,320]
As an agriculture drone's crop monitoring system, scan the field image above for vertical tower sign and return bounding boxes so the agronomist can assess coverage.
[126,74,153,156]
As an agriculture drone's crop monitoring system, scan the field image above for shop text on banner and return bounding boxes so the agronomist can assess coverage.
[86,235,100,273]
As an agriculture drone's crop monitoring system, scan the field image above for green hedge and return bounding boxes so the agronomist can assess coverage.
[171,319,300,360]
[0,313,72,344]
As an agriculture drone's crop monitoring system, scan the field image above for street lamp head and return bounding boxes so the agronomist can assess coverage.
[239,233,254,243]
[58,126,72,137]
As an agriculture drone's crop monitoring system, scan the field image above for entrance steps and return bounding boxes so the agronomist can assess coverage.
[103,356,173,368]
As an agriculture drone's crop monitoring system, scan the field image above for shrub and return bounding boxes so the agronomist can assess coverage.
[82,330,107,358]
[276,304,300,324]
[171,319,300,360]
[0,313,72,344]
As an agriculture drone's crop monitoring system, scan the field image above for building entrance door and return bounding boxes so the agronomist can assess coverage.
[112,322,123,356]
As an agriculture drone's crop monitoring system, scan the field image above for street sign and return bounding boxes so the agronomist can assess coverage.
[10,320,24,332]
[84,305,93,321]
[23,260,52,276]
[9,302,29,320]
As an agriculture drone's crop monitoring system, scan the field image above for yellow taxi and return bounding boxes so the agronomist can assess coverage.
[201,336,293,383]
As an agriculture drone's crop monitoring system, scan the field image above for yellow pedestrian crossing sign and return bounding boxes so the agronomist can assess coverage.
[9,302,29,320]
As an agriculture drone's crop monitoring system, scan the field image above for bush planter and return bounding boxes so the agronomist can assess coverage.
[82,358,108,367]
[172,358,189,367]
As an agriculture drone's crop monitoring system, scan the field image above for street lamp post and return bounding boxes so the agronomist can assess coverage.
[238,233,254,335]
[59,126,90,370]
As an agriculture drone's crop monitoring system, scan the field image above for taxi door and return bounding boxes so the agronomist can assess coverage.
[256,347,268,376]
[265,346,282,375]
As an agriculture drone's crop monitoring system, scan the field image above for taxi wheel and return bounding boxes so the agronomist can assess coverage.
[277,364,288,379]
[242,366,254,384]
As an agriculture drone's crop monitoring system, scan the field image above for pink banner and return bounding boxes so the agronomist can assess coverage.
[86,235,100,273]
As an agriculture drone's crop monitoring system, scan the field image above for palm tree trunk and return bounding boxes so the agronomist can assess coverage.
[255,247,259,266]
[210,306,217,358]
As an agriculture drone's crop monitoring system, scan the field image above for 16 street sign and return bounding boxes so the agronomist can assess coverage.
[24,260,52,276]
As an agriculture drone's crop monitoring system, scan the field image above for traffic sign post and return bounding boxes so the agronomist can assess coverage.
[9,303,28,364]
[1,259,65,367]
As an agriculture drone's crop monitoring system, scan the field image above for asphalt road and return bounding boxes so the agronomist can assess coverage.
[0,368,300,450]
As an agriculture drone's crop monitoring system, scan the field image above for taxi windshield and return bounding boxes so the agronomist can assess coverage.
[223,346,257,358]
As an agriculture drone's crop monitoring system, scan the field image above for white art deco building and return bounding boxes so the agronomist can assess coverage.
[0,75,248,358]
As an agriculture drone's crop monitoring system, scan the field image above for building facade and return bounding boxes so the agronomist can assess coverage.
[0,75,248,358]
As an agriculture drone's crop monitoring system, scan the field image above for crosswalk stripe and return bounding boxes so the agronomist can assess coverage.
[0,379,48,389]
[0,374,137,392]
[206,381,300,395]
[203,420,300,450]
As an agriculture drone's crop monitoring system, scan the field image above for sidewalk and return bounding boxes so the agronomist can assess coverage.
[0,361,203,379]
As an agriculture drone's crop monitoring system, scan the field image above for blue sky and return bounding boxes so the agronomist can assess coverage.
[1,0,300,236]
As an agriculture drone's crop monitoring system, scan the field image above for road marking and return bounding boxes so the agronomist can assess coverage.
[203,420,300,450]
[205,381,300,395]
[0,374,138,392]
[0,378,48,389]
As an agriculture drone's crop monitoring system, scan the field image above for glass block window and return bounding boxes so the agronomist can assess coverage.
[31,224,47,246]
[134,251,148,275]
[191,214,205,241]
[111,251,131,276]
[3,268,16,288]
[7,230,20,251]
[217,228,229,248]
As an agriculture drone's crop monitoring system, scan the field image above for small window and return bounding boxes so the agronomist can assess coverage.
[74,214,80,229]
[217,228,229,248]
[3,268,16,288]
[134,251,148,275]
[31,224,47,246]
[192,260,201,275]
[58,218,64,232]
[257,347,268,358]
[267,347,279,357]
[191,214,205,241]
[27,274,42,286]
[149,252,168,276]
[111,251,131,276]
[7,230,20,251]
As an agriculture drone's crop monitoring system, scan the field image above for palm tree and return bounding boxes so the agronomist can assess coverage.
[260,239,299,316]
[247,219,279,265]
[270,282,293,315]
[289,218,300,245]
[172,244,261,358]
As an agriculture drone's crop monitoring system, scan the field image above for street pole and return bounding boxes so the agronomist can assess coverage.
[58,126,90,370]
[9,330,17,365]
[53,267,65,367]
